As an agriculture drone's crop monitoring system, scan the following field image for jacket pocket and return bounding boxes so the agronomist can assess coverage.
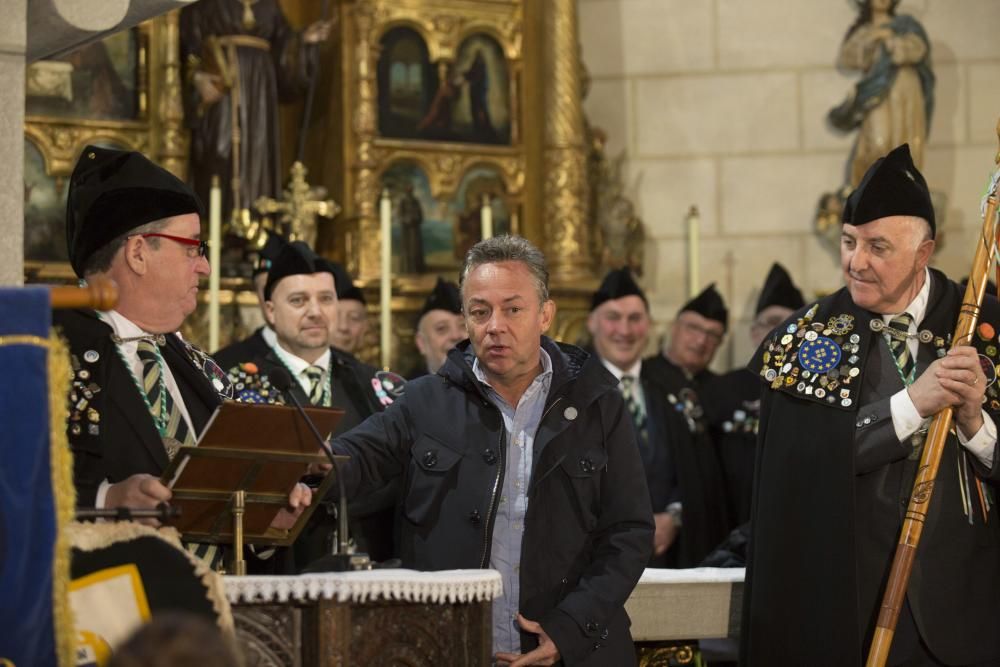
[557,447,609,532]
[403,433,464,526]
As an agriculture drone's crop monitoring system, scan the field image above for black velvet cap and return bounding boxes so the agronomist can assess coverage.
[335,265,365,305]
[591,268,648,312]
[416,277,462,326]
[67,146,203,278]
[263,241,335,300]
[842,143,935,237]
[755,263,805,316]
[679,283,728,330]
[252,234,289,277]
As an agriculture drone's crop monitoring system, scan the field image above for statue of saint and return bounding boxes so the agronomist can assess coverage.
[180,0,332,218]
[828,0,935,187]
[397,184,426,274]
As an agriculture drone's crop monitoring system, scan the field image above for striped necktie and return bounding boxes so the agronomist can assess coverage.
[887,312,915,381]
[620,375,648,445]
[136,339,193,459]
[304,365,325,405]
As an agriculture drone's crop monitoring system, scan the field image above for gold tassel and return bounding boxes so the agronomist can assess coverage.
[48,331,76,667]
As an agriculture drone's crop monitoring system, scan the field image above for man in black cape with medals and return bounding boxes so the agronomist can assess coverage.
[742,144,1000,667]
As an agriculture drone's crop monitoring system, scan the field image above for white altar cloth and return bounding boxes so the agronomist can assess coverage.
[224,568,503,605]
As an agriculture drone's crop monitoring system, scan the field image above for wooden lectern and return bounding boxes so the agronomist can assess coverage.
[160,401,345,574]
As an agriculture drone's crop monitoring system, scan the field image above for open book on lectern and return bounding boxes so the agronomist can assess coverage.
[159,401,347,547]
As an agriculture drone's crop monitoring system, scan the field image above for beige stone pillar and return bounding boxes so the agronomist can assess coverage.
[542,0,591,282]
[0,0,26,286]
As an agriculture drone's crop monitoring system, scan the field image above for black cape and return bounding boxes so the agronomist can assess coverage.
[742,269,1000,666]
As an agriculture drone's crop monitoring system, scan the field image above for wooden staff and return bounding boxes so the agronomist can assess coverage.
[866,126,1000,667]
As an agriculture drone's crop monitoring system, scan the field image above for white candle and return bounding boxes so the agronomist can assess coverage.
[480,194,493,240]
[686,205,700,299]
[208,175,222,352]
[379,189,392,369]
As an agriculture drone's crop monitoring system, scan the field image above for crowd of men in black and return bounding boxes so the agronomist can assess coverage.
[57,143,1000,666]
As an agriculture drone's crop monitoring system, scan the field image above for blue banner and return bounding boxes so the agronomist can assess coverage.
[0,286,58,667]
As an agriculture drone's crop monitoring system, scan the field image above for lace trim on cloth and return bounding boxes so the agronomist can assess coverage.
[224,569,504,605]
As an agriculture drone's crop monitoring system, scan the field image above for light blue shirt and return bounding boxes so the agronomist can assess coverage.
[473,349,553,656]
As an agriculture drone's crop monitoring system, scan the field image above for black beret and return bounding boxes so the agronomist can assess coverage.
[591,268,648,312]
[842,143,935,237]
[263,241,335,300]
[336,266,366,305]
[416,277,462,327]
[66,145,203,278]
[755,263,805,316]
[251,234,289,277]
[679,283,728,331]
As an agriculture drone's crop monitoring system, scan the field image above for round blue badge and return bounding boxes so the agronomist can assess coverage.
[798,336,842,373]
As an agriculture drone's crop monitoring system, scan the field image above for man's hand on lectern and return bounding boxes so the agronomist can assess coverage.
[105,473,172,526]
[269,482,313,531]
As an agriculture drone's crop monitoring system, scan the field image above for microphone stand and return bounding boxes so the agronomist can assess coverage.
[270,368,370,571]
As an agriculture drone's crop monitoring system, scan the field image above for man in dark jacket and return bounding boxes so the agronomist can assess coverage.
[743,145,1000,666]
[588,268,729,567]
[332,236,653,666]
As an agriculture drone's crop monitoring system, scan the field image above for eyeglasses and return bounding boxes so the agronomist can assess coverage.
[678,319,725,344]
[133,233,208,258]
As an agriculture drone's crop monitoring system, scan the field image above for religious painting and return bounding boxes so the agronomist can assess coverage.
[448,34,511,145]
[25,28,142,121]
[377,27,438,140]
[23,139,130,265]
[452,164,511,261]
[23,139,69,263]
[380,161,456,273]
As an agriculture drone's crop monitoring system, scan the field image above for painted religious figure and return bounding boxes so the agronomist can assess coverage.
[397,183,426,274]
[828,0,935,187]
[179,0,332,218]
[377,27,437,140]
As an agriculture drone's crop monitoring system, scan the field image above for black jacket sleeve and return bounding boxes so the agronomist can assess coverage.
[539,394,654,664]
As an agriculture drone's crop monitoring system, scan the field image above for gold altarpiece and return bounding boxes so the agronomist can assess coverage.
[286,0,603,370]
[23,1,637,372]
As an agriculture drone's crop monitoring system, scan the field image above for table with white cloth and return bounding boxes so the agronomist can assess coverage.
[625,567,746,666]
[225,569,501,666]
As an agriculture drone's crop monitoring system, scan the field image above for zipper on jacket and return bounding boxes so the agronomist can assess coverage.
[480,412,507,569]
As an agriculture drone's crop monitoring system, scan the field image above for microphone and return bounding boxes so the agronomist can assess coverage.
[267,367,370,572]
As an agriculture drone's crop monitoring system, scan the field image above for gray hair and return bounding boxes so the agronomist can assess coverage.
[460,235,550,303]
[83,218,171,276]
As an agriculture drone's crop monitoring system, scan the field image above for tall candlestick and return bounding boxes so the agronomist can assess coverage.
[379,189,392,369]
[208,175,222,352]
[480,194,493,240]
[686,205,700,298]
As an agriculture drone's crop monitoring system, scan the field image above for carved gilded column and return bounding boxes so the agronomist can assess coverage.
[542,0,591,281]
[157,10,187,180]
[350,1,381,282]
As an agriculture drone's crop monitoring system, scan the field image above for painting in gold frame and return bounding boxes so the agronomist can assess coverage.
[22,14,186,282]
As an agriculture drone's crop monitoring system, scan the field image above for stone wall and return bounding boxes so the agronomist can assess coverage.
[579,0,1000,369]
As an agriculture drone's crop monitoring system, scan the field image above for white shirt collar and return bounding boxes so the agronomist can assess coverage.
[599,355,642,382]
[882,267,931,328]
[271,340,331,377]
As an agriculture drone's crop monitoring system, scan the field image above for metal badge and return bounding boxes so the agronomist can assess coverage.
[564,406,578,421]
[83,350,99,363]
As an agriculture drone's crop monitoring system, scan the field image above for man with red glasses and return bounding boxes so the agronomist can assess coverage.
[54,145,310,565]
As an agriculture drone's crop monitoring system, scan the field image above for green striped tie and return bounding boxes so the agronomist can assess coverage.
[888,312,915,381]
[137,340,194,458]
[304,365,325,405]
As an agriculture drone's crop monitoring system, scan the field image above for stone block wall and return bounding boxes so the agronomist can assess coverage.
[579,0,1000,369]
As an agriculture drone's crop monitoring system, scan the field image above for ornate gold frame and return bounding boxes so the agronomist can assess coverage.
[23,12,188,283]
